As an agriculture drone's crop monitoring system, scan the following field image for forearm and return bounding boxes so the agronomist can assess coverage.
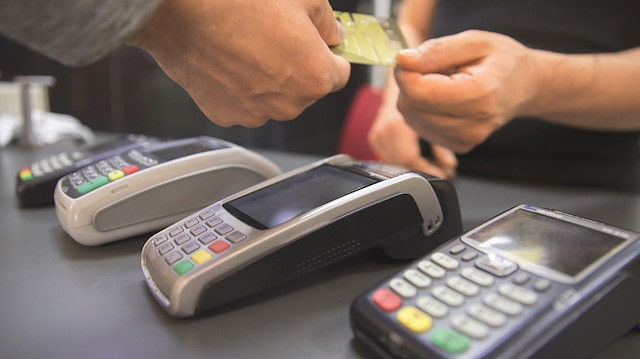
[0,0,161,66]
[524,47,640,131]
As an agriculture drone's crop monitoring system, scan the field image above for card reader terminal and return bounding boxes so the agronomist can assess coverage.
[141,154,462,317]
[16,134,157,207]
[350,204,640,359]
[54,136,282,246]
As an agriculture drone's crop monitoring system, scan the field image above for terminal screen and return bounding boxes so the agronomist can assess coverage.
[145,141,225,162]
[466,209,625,278]
[224,165,378,229]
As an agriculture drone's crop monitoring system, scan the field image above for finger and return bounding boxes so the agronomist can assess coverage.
[308,1,344,46]
[431,144,458,168]
[410,156,450,179]
[399,106,477,153]
[395,66,477,110]
[328,54,351,92]
[306,1,351,92]
[395,30,489,74]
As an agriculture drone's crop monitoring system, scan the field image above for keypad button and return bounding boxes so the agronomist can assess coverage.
[226,231,247,244]
[431,252,459,270]
[498,283,538,306]
[122,164,138,175]
[191,250,212,265]
[153,234,168,246]
[418,260,446,279]
[430,327,470,354]
[206,217,223,228]
[462,252,478,261]
[174,233,191,246]
[390,278,417,298]
[198,232,217,245]
[449,244,466,255]
[483,293,523,316]
[432,285,465,307]
[451,315,490,340]
[404,268,431,289]
[199,209,215,220]
[209,240,230,254]
[163,251,183,265]
[534,279,552,292]
[173,260,194,275]
[184,218,199,229]
[19,168,33,181]
[476,254,518,277]
[460,267,495,287]
[467,303,507,328]
[107,170,124,181]
[372,288,402,312]
[157,242,174,256]
[397,306,432,333]
[190,224,207,237]
[214,223,234,235]
[182,241,200,254]
[77,176,109,194]
[59,153,73,166]
[513,272,531,285]
[416,295,449,318]
[446,276,480,297]
[169,226,183,237]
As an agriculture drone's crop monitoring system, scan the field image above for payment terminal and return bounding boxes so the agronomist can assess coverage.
[350,205,640,359]
[141,154,462,317]
[15,134,157,207]
[54,136,282,246]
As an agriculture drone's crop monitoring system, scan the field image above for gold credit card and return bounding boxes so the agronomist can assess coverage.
[331,11,408,66]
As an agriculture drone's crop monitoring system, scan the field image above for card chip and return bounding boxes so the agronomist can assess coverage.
[331,11,408,66]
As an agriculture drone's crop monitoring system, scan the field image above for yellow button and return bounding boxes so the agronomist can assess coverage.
[397,306,433,333]
[20,169,33,180]
[108,170,124,181]
[191,250,212,265]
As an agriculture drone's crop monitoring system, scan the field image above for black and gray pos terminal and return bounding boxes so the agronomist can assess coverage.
[350,204,640,359]
[141,154,462,317]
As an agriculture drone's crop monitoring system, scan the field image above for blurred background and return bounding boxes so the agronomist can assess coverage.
[0,0,387,155]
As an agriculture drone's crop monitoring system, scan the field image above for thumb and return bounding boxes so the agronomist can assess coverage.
[309,2,344,46]
[396,31,486,74]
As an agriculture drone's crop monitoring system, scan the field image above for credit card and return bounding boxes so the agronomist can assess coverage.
[331,11,408,67]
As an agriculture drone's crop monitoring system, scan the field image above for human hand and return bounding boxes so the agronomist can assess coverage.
[129,0,351,127]
[368,100,458,179]
[394,30,537,153]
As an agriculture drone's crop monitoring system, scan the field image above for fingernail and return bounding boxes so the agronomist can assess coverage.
[398,48,420,58]
[443,151,458,167]
[335,19,345,41]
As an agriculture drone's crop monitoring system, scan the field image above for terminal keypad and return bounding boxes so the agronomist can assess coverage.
[66,153,141,195]
[152,208,247,275]
[369,240,556,355]
[19,152,76,181]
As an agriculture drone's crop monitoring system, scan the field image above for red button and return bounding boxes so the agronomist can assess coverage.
[122,164,139,175]
[209,240,230,254]
[372,288,402,312]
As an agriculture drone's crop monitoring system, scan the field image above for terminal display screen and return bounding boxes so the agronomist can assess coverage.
[145,141,226,162]
[224,165,378,229]
[466,209,626,278]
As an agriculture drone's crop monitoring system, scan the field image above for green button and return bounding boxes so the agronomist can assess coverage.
[78,176,109,194]
[430,327,470,354]
[173,260,194,275]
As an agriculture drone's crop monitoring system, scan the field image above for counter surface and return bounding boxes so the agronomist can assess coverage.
[1,137,638,358]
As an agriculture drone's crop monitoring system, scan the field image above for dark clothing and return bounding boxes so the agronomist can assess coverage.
[426,0,640,192]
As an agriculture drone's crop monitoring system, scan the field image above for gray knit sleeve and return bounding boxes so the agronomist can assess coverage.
[0,0,162,67]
